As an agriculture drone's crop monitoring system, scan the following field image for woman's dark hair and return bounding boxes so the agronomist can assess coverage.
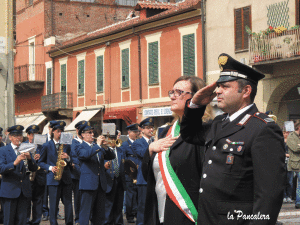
[173,76,206,95]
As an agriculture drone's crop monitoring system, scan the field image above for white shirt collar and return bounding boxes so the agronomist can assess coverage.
[48,133,51,140]
[53,139,60,145]
[143,136,150,143]
[128,138,135,143]
[84,140,93,147]
[11,143,18,150]
[75,136,83,143]
[228,104,254,122]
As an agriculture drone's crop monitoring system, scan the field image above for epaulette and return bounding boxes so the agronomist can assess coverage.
[253,112,274,124]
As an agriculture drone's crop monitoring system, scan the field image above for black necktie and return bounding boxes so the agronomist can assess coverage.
[222,118,230,129]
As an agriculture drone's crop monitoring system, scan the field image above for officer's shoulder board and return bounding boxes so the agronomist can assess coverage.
[253,112,275,124]
[237,112,274,126]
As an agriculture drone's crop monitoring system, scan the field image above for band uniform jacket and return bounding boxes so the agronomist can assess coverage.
[70,138,81,180]
[105,146,126,193]
[181,102,286,225]
[38,140,72,186]
[0,144,38,198]
[121,139,139,182]
[76,141,115,192]
[24,140,47,186]
[142,125,204,225]
[133,137,150,185]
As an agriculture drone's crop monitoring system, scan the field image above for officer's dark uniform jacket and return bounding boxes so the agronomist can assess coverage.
[181,102,285,225]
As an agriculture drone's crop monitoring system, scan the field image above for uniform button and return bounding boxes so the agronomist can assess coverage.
[208,160,212,164]
[20,180,22,182]
[20,172,22,174]
[203,174,207,178]
[98,173,100,175]
[212,146,216,150]
[199,188,203,193]
[230,148,233,151]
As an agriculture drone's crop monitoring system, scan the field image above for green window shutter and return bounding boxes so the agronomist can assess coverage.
[61,64,66,92]
[47,68,52,95]
[97,56,104,93]
[183,34,195,76]
[78,60,85,95]
[148,41,159,85]
[122,48,129,88]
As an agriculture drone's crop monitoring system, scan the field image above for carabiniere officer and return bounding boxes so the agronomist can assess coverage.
[181,53,286,224]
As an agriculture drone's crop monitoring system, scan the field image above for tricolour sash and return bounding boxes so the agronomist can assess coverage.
[158,120,198,223]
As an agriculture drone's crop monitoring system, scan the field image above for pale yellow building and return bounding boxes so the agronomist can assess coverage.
[205,0,300,126]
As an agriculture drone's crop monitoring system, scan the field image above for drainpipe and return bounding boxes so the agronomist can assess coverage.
[201,0,206,83]
[51,0,54,36]
[132,27,142,102]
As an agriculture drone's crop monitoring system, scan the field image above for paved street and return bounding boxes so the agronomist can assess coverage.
[277,203,300,225]
[36,201,300,225]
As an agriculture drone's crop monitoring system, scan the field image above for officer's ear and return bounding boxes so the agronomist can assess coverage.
[242,85,252,100]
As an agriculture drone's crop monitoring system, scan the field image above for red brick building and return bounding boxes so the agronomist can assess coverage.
[47,0,203,134]
[14,0,135,132]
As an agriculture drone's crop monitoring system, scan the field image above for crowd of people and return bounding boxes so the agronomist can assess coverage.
[0,53,298,225]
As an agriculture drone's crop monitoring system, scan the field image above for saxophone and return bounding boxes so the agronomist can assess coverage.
[54,144,67,181]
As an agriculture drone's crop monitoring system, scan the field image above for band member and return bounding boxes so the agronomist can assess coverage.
[180,53,285,224]
[104,131,126,225]
[70,121,86,225]
[121,124,140,223]
[0,127,5,147]
[76,122,115,225]
[133,118,154,225]
[38,121,73,225]
[25,125,47,225]
[0,125,38,225]
[42,120,56,221]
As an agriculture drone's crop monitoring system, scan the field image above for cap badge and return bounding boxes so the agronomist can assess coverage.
[16,126,21,130]
[149,118,152,123]
[82,121,85,125]
[218,56,228,71]
[32,125,36,129]
[60,122,64,126]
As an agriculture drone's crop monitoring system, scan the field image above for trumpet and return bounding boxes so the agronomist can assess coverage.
[94,136,123,148]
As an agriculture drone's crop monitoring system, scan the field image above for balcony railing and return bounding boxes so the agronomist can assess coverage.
[41,92,73,112]
[249,28,300,64]
[14,64,45,84]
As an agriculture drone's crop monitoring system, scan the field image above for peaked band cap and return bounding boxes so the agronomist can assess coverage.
[126,123,139,131]
[217,53,265,84]
[8,125,24,134]
[52,121,66,131]
[139,117,154,127]
[49,121,58,128]
[26,125,40,134]
[78,121,93,135]
[75,120,87,130]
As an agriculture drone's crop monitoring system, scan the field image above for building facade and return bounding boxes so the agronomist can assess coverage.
[48,0,202,134]
[205,0,300,126]
[14,0,136,133]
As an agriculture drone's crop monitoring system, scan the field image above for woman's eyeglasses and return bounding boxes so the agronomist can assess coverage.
[168,89,192,98]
